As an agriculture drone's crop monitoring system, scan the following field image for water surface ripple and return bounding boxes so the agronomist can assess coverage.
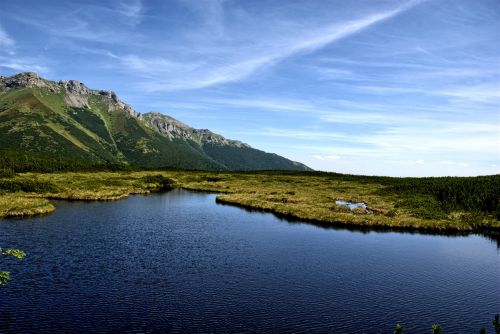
[0,189,498,333]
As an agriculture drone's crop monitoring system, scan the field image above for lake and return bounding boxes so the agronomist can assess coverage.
[0,189,498,333]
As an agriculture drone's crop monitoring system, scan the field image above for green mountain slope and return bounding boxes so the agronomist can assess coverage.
[0,87,117,162]
[143,112,311,171]
[0,72,311,171]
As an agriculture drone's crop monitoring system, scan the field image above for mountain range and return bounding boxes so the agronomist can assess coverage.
[0,72,310,171]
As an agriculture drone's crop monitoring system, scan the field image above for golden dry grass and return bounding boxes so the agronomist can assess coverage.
[0,170,498,232]
[174,171,476,231]
[0,193,55,218]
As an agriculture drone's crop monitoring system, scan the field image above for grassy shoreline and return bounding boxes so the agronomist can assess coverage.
[0,194,55,218]
[0,171,498,234]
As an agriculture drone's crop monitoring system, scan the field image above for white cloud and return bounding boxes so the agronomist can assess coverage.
[312,155,342,161]
[123,1,424,91]
[313,67,365,81]
[285,117,499,165]
[354,125,499,156]
[193,96,435,125]
[121,55,200,74]
[0,26,15,49]
[439,83,500,103]
[440,160,471,167]
[118,0,143,18]
[242,128,345,140]
[116,0,144,26]
[357,82,500,103]
[9,5,143,44]
[0,62,49,73]
[0,55,50,74]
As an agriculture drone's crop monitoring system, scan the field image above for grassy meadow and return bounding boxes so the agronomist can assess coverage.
[0,170,498,233]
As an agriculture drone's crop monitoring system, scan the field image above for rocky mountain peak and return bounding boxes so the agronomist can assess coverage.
[143,112,251,148]
[58,79,93,95]
[0,72,60,92]
[0,72,140,119]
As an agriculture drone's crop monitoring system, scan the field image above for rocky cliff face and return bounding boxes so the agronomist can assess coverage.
[0,72,141,118]
[144,112,250,148]
[0,72,60,92]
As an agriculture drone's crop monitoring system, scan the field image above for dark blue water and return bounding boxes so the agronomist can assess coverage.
[0,189,498,333]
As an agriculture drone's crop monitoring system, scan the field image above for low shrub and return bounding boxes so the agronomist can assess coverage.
[142,175,175,191]
[0,180,58,193]
[395,195,447,220]
[0,168,15,178]
[202,176,223,182]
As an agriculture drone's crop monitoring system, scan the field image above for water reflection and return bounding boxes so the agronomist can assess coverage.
[216,197,500,247]
[0,189,498,333]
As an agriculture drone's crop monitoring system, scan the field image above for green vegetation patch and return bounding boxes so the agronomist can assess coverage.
[0,194,55,218]
[379,175,500,220]
[0,171,498,233]
[142,174,176,191]
[0,149,128,173]
[68,107,114,144]
[0,179,58,193]
[0,168,15,178]
[394,195,448,220]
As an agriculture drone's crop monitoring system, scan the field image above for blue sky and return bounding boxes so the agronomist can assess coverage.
[0,0,499,176]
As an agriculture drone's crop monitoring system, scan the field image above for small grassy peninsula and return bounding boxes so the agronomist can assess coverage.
[0,169,498,233]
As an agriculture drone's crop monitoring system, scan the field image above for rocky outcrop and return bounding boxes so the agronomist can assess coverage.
[58,79,94,95]
[64,93,91,109]
[145,112,193,139]
[195,129,249,148]
[144,112,250,148]
[0,72,140,118]
[0,72,60,92]
[58,78,140,118]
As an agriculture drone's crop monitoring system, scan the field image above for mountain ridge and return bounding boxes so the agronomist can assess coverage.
[0,72,311,171]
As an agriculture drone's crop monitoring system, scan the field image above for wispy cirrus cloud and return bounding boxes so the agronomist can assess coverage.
[248,122,499,156]
[8,1,145,44]
[0,61,49,74]
[358,82,500,103]
[0,26,15,48]
[440,161,470,167]
[120,0,425,91]
[117,0,143,19]
[240,128,346,140]
[4,0,427,92]
[312,155,342,161]
[0,55,50,74]
[113,0,144,26]
[0,25,16,57]
[438,83,500,103]
[121,55,201,75]
[0,24,51,73]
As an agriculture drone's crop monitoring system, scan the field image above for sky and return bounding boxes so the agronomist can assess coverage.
[0,0,499,176]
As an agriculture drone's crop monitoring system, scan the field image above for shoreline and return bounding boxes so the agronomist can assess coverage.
[0,171,498,235]
[215,195,500,236]
[3,188,500,246]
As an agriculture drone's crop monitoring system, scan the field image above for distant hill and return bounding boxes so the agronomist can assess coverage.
[0,72,311,171]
